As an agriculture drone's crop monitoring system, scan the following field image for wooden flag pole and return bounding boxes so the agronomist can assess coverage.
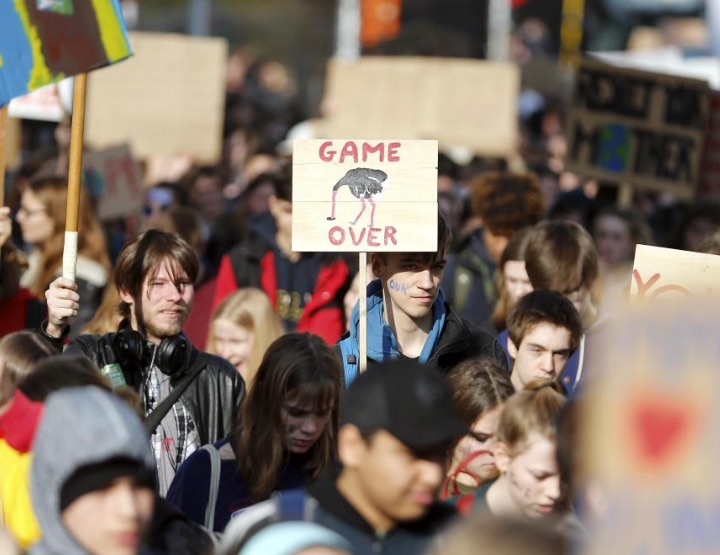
[63,73,88,282]
[359,251,368,373]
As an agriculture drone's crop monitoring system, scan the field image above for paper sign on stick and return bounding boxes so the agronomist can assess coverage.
[83,145,144,222]
[85,32,227,163]
[292,139,438,253]
[566,59,710,199]
[0,0,131,107]
[630,244,720,299]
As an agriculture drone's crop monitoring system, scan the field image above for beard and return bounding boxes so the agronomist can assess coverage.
[142,305,190,341]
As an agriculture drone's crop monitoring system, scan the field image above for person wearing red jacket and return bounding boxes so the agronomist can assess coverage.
[213,174,352,344]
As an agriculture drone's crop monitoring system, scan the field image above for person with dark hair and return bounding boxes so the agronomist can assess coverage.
[212,171,351,344]
[491,227,534,332]
[42,229,244,495]
[167,332,342,532]
[443,358,515,498]
[222,359,466,555]
[517,220,611,394]
[338,212,507,386]
[441,172,545,333]
[505,290,583,392]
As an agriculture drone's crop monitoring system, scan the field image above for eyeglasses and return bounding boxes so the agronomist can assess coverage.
[17,206,47,217]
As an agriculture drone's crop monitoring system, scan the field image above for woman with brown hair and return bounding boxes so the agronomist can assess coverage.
[15,175,110,335]
[166,332,342,532]
[443,358,515,498]
[491,227,534,332]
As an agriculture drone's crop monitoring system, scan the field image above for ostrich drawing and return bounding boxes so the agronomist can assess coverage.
[326,168,389,228]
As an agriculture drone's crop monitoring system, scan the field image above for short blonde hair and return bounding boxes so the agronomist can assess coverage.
[496,379,566,457]
[206,288,284,389]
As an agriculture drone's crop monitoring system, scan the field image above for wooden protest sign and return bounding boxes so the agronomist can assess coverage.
[292,139,438,253]
[0,0,132,107]
[322,58,519,157]
[582,299,720,555]
[630,244,720,299]
[83,145,144,222]
[293,139,438,372]
[85,32,228,163]
[566,59,710,199]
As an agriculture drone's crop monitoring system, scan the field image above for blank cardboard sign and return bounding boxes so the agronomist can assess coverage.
[292,139,438,253]
[85,32,227,163]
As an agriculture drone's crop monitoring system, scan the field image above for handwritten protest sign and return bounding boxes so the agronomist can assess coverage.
[566,59,710,199]
[85,32,227,163]
[292,139,438,252]
[630,244,720,299]
[583,299,720,555]
[8,78,73,122]
[83,145,144,222]
[321,58,519,157]
[0,0,131,107]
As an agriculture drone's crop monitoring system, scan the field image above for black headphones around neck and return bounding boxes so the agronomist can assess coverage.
[113,322,192,379]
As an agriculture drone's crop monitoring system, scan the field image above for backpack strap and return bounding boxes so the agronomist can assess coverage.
[201,444,222,530]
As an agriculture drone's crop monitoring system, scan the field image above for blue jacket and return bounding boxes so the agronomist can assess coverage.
[338,281,508,386]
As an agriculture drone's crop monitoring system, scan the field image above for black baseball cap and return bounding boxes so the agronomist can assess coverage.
[341,359,468,452]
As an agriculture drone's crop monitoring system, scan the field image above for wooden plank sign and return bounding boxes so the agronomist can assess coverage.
[83,145,144,222]
[582,299,720,555]
[566,59,710,199]
[85,32,228,163]
[292,139,438,252]
[0,0,131,106]
[630,244,720,299]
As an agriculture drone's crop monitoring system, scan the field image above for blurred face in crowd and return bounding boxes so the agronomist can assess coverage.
[595,214,634,269]
[189,174,224,222]
[281,391,334,455]
[16,190,54,245]
[339,428,446,531]
[495,434,561,519]
[212,319,254,378]
[62,476,154,555]
[508,323,572,390]
[450,405,503,487]
[143,187,176,230]
[373,253,446,326]
[269,196,293,241]
[503,261,533,304]
[120,260,194,344]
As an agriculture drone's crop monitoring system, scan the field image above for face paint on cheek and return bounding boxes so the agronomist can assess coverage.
[388,278,410,295]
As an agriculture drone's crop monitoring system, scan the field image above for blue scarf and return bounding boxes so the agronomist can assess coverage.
[339,279,447,386]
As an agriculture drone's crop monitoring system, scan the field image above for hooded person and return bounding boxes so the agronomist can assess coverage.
[28,386,157,555]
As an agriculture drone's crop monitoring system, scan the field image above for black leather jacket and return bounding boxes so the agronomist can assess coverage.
[43,326,244,446]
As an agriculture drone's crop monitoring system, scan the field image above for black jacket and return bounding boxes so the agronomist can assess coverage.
[308,469,458,555]
[44,326,243,446]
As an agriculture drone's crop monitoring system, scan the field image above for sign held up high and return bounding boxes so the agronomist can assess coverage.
[292,139,438,253]
[566,59,710,199]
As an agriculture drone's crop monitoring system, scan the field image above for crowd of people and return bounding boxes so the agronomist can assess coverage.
[0,33,719,555]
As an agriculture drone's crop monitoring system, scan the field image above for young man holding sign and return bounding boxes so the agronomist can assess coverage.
[339,213,508,385]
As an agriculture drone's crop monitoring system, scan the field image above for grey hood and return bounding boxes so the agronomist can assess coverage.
[29,386,155,555]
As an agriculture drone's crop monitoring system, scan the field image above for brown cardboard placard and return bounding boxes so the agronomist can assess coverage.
[83,145,144,222]
[321,57,519,157]
[85,32,227,163]
[566,59,710,199]
[630,244,720,299]
[292,139,438,253]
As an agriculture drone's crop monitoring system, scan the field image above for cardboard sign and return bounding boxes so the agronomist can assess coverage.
[84,32,227,163]
[292,139,438,252]
[630,244,720,299]
[0,0,131,106]
[321,57,519,157]
[583,299,720,555]
[83,145,144,221]
[566,59,710,199]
